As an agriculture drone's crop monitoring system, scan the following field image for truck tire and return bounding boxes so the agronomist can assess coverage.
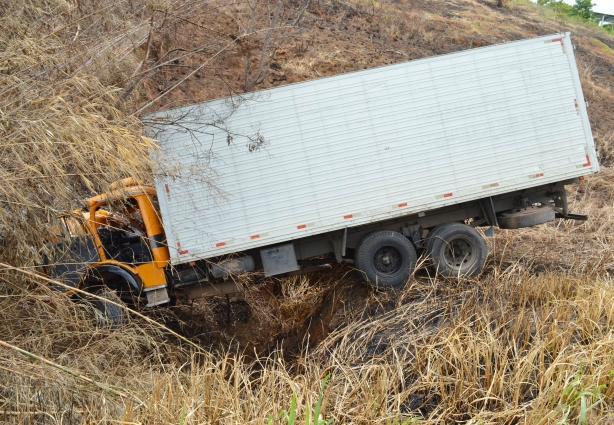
[355,230,417,290]
[353,234,369,271]
[426,223,487,278]
[423,223,449,254]
[89,289,126,329]
[497,205,555,229]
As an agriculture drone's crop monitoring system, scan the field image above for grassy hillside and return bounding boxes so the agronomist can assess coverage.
[2,0,614,423]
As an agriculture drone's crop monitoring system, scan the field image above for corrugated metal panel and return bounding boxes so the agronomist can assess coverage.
[144,32,598,265]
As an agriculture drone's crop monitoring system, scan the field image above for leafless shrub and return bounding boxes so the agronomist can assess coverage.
[226,0,311,92]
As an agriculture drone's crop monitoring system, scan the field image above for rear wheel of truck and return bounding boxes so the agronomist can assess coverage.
[88,288,126,329]
[426,223,487,278]
[355,230,417,290]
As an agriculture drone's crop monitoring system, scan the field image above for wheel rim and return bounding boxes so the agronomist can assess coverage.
[442,237,477,272]
[373,246,402,274]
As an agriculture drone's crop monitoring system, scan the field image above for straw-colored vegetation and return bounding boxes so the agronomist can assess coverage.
[0,0,156,262]
[2,0,614,423]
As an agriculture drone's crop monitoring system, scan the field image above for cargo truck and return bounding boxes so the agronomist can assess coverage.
[46,32,598,321]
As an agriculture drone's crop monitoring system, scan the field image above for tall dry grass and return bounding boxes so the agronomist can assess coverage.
[0,0,233,264]
[3,261,614,423]
[0,0,158,263]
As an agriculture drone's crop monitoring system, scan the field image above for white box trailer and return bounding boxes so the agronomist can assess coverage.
[145,32,597,289]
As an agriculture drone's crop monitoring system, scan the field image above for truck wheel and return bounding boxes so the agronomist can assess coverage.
[497,205,555,229]
[89,289,126,329]
[426,223,487,278]
[355,230,417,290]
[353,234,369,270]
[423,223,449,253]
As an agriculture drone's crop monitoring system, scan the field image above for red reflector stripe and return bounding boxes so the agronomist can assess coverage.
[165,184,170,193]
[552,37,562,43]
[216,242,226,247]
[250,234,260,240]
[583,155,591,167]
[344,214,353,219]
[154,117,165,121]
[443,193,453,198]
[398,202,408,208]
[536,173,544,177]
[297,224,306,229]
[490,183,499,187]
[179,250,188,255]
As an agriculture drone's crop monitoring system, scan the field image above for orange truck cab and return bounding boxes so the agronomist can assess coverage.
[45,178,243,308]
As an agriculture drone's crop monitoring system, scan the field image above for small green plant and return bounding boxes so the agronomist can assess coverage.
[277,393,297,425]
[178,402,187,425]
[269,374,334,425]
[557,371,605,424]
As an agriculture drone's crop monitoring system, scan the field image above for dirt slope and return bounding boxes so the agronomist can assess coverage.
[146,0,614,141]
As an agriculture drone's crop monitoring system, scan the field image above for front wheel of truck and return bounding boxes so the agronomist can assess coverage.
[88,288,126,329]
[355,230,417,290]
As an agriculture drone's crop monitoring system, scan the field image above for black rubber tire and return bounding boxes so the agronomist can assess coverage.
[497,205,555,229]
[353,233,369,271]
[355,230,417,290]
[426,223,488,278]
[89,289,126,329]
[423,223,449,254]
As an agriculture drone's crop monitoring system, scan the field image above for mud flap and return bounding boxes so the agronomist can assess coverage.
[145,287,170,307]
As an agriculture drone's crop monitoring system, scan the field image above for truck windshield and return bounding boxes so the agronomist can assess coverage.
[95,197,152,264]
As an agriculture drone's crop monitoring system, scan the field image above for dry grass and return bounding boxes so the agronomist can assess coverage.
[4,160,614,423]
[4,259,614,423]
[0,0,157,263]
[0,0,234,264]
